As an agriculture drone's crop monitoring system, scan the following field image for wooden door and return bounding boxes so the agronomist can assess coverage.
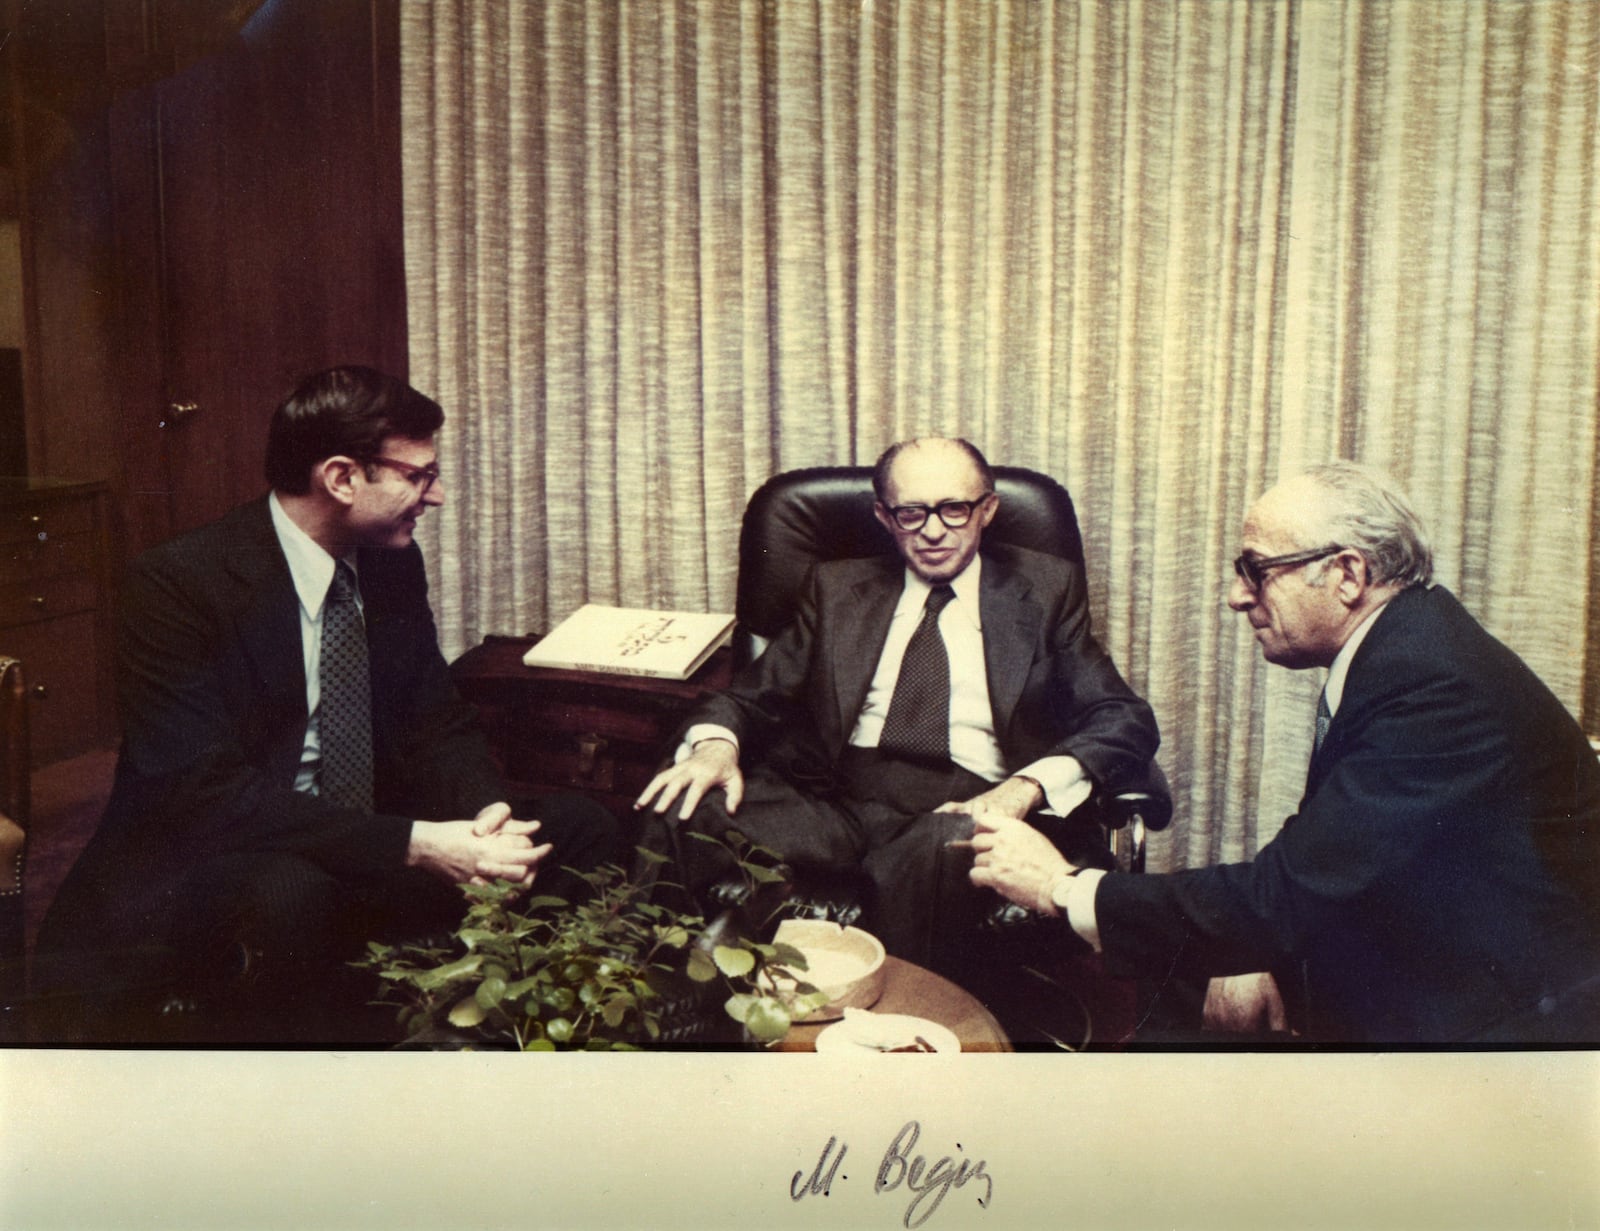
[125,0,407,550]
[19,0,410,557]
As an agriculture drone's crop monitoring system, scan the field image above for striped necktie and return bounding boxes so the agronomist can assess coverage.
[1314,688,1332,754]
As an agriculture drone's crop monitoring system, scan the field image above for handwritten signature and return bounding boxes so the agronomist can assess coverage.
[791,1120,993,1228]
[618,616,689,657]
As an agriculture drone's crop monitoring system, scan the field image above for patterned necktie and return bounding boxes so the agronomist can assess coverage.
[879,584,958,764]
[1314,688,1332,754]
[319,561,373,809]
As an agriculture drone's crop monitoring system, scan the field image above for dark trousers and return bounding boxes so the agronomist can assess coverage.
[151,792,618,1045]
[668,748,1108,968]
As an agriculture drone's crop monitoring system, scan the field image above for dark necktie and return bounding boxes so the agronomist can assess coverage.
[319,561,373,809]
[1314,688,1332,754]
[878,584,957,764]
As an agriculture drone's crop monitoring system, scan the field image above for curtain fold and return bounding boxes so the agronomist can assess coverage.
[401,0,1599,872]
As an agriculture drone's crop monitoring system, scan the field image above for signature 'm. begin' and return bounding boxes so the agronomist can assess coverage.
[791,1119,993,1228]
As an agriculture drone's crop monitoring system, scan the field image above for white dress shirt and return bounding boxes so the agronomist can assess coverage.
[268,491,361,795]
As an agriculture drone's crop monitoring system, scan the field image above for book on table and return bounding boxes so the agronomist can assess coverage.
[521,604,736,681]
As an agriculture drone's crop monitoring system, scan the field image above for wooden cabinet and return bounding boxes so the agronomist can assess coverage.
[450,634,736,820]
[0,480,110,765]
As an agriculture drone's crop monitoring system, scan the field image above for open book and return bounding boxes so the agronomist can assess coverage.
[521,604,735,681]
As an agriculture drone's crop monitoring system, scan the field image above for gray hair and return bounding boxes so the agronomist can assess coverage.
[1300,461,1434,588]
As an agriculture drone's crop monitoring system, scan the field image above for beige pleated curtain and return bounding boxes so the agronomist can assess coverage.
[401,0,1600,873]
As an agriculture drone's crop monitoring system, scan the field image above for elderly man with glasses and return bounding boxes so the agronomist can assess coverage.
[637,437,1159,969]
[971,461,1600,1044]
[37,366,617,1043]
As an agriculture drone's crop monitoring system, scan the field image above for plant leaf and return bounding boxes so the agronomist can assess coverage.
[685,948,717,983]
[745,864,788,885]
[713,945,756,978]
[474,976,508,1010]
[769,942,809,969]
[414,953,484,991]
[447,996,487,1028]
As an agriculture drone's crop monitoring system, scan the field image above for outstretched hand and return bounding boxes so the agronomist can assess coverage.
[634,738,744,822]
[966,812,1074,914]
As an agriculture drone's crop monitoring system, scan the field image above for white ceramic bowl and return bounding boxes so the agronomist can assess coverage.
[767,918,887,1022]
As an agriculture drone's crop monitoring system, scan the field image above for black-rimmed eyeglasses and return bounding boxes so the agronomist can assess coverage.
[884,493,994,532]
[1232,545,1343,591]
[365,455,441,496]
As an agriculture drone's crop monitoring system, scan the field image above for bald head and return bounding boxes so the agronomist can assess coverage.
[871,437,998,584]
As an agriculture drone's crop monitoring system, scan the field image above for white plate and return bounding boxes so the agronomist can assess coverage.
[813,1012,961,1054]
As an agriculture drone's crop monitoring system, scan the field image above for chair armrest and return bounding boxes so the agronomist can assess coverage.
[1093,759,1172,833]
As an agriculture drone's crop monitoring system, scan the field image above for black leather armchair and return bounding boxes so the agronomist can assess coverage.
[701,464,1170,943]
[732,465,1169,871]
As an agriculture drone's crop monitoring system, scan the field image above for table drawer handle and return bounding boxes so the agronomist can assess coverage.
[576,733,607,776]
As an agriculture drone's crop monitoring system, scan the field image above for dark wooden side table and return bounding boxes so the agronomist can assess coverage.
[449,633,736,819]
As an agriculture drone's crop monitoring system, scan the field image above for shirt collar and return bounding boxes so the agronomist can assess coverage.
[1324,598,1390,716]
[268,491,356,619]
[896,554,983,629]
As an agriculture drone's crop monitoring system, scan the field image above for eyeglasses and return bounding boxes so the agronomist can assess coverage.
[884,493,994,532]
[365,455,441,496]
[1232,544,1343,591]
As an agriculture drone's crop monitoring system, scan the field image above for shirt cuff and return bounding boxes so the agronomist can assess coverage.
[678,723,740,763]
[1018,755,1092,816]
[1062,867,1106,953]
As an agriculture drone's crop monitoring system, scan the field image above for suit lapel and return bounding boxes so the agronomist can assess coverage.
[980,553,1040,739]
[224,498,307,718]
[831,561,901,743]
[1304,590,1414,792]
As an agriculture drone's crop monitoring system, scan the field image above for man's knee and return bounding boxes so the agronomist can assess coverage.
[174,853,349,965]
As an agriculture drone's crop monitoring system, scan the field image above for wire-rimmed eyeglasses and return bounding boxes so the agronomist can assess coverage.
[1232,544,1343,591]
[883,493,994,532]
[365,455,441,496]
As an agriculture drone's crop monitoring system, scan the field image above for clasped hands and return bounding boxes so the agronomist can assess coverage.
[407,801,553,891]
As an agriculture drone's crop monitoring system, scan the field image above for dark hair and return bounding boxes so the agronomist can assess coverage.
[871,437,995,502]
[264,366,444,494]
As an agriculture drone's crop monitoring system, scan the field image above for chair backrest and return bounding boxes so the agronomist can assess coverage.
[735,465,1085,658]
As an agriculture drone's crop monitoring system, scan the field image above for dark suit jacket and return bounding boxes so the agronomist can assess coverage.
[688,543,1160,797]
[1095,584,1600,1043]
[39,497,505,973]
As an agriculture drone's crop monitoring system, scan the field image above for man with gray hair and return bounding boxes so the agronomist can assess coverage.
[971,461,1600,1043]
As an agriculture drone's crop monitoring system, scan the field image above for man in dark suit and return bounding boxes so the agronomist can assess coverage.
[37,367,616,1042]
[971,461,1600,1043]
[635,437,1159,965]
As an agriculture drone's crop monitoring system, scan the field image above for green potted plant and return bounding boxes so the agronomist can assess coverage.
[356,838,829,1050]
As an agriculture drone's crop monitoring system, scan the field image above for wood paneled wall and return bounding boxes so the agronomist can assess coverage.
[12,0,408,561]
